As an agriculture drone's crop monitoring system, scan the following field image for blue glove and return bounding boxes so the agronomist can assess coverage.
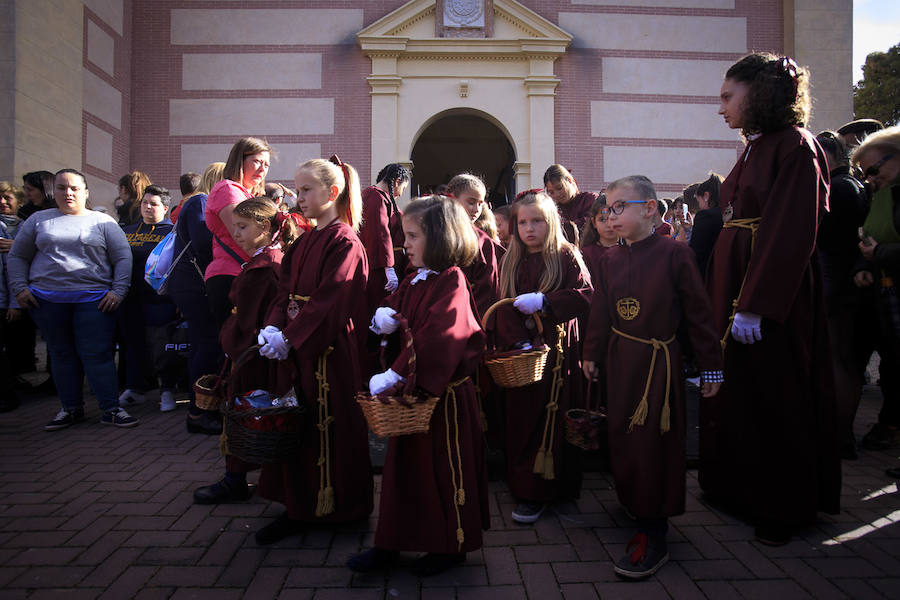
[513,292,544,315]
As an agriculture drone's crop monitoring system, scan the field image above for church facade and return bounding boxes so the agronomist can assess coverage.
[1,0,853,209]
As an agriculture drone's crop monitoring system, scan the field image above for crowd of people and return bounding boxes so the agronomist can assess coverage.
[1,51,899,581]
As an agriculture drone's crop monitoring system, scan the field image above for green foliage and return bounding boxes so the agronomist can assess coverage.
[854,43,900,127]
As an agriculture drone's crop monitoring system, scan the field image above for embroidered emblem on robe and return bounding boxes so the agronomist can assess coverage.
[616,297,641,321]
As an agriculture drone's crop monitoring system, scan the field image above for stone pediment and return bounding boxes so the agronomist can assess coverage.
[357,0,572,58]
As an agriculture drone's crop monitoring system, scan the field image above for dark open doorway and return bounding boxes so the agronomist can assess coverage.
[410,112,516,207]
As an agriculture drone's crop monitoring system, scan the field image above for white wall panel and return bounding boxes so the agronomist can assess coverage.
[603,146,738,185]
[181,143,322,181]
[169,98,334,136]
[559,13,746,52]
[602,58,732,96]
[171,9,364,45]
[182,54,321,90]
[591,101,735,141]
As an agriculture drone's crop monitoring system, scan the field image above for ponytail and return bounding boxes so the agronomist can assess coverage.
[299,157,363,232]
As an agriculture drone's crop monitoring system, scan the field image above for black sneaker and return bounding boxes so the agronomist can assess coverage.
[614,533,668,580]
[44,408,85,431]
[101,407,139,428]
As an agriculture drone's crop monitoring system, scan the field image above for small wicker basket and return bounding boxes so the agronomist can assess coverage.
[482,298,550,388]
[564,380,607,451]
[194,374,224,411]
[356,314,440,437]
[193,345,261,411]
[222,402,307,464]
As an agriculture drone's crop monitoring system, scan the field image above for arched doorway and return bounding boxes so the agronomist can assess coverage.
[410,112,516,207]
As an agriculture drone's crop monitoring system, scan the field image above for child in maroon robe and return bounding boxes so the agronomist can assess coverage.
[702,53,840,546]
[192,198,306,505]
[254,156,374,545]
[492,191,592,524]
[348,196,489,577]
[582,176,723,580]
[359,164,411,313]
[445,173,503,319]
[544,164,598,245]
[579,194,619,284]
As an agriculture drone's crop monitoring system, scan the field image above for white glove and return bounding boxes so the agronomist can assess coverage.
[258,326,290,360]
[384,267,399,292]
[370,306,399,335]
[514,292,545,315]
[369,368,405,395]
[731,312,762,344]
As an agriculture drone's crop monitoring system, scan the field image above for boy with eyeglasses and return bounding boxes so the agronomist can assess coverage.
[582,175,723,580]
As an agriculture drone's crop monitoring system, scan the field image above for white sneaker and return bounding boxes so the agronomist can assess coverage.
[118,389,146,406]
[160,390,176,412]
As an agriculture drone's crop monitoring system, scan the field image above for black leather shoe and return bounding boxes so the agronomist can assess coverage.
[186,412,222,435]
[193,479,254,504]
[411,552,466,577]
[255,513,304,545]
[347,547,399,573]
[754,523,791,546]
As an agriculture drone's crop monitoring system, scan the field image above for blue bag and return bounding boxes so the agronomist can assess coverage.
[144,231,196,295]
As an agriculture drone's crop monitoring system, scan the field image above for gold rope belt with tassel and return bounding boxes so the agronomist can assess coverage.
[719,217,761,349]
[315,346,335,517]
[533,324,566,481]
[444,375,471,552]
[611,327,676,434]
[289,293,310,301]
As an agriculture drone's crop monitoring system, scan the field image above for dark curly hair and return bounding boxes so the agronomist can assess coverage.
[726,52,810,135]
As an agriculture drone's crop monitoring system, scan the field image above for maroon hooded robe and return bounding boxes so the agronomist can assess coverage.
[374,267,490,553]
[492,248,592,503]
[583,234,722,517]
[461,227,503,319]
[219,246,282,397]
[558,191,597,245]
[701,126,841,525]
[258,221,374,523]
[360,185,405,313]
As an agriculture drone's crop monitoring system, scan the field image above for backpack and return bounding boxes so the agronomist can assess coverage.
[144,230,203,295]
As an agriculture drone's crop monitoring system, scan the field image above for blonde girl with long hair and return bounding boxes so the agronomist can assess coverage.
[492,190,592,524]
[253,155,373,544]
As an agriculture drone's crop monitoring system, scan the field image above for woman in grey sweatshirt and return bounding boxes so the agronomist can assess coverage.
[8,169,137,431]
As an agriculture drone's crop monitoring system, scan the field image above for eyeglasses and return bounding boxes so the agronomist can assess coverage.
[864,154,894,178]
[608,200,647,215]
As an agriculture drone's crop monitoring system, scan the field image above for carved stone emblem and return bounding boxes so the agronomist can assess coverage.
[444,0,485,28]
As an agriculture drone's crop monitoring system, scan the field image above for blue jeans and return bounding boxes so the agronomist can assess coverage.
[30,299,118,412]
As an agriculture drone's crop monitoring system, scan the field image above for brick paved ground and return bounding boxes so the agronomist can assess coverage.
[1,382,899,599]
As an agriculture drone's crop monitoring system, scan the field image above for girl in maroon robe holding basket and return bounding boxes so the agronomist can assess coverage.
[491,191,592,524]
[192,197,307,505]
[255,156,374,545]
[348,196,489,577]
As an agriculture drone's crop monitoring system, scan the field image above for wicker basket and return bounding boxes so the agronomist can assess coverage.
[564,380,607,451]
[356,313,441,437]
[194,374,224,410]
[222,402,307,464]
[193,345,262,411]
[482,298,550,388]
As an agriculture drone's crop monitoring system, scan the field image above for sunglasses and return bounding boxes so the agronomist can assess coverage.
[864,154,894,178]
